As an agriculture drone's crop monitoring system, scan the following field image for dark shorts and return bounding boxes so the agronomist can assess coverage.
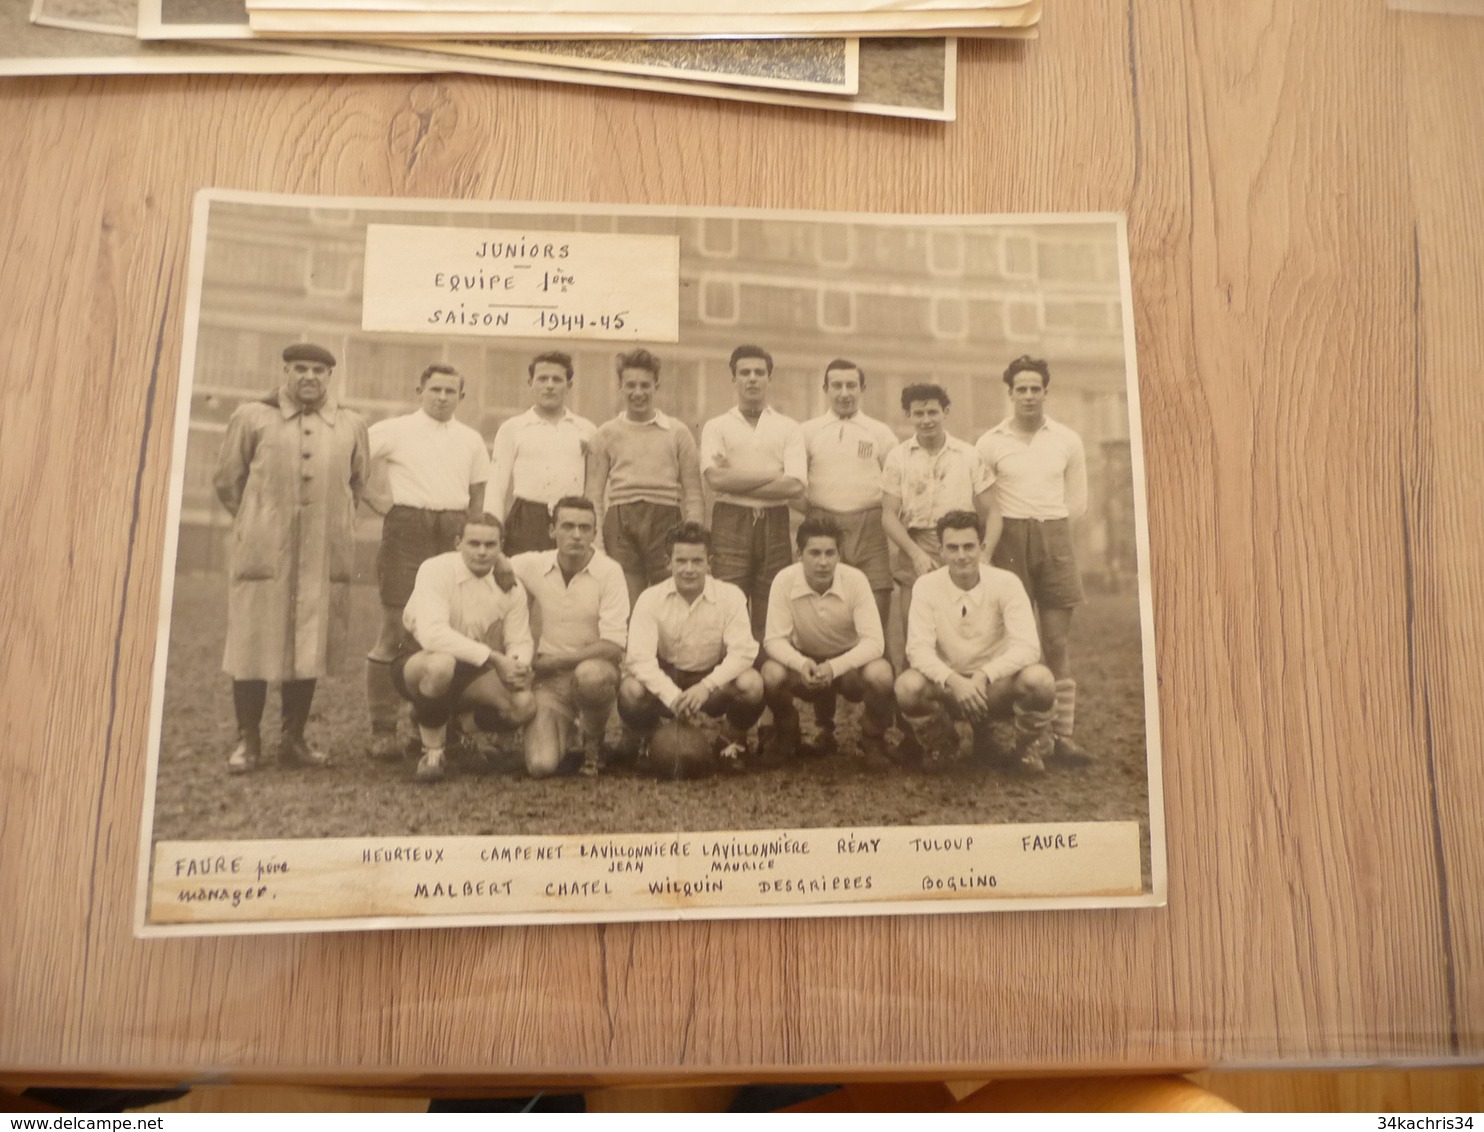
[390,651,487,712]
[625,659,735,721]
[377,505,466,607]
[504,497,556,555]
[772,660,889,705]
[992,517,1085,608]
[664,659,715,694]
[711,501,793,637]
[917,669,1024,721]
[604,500,682,589]
[808,505,892,593]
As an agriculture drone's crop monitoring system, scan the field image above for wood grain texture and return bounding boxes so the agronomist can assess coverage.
[1400,12,1484,1060]
[1,0,1481,1080]
[1156,0,1447,1065]
[1195,1068,1484,1113]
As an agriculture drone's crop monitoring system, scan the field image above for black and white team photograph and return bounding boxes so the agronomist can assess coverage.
[141,192,1163,922]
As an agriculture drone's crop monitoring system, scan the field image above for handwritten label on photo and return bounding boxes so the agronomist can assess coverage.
[151,821,1142,924]
[361,223,680,341]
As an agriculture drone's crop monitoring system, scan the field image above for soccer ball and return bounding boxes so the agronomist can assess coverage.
[647,719,716,780]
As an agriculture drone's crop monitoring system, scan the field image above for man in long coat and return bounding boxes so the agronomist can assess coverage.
[213,342,370,773]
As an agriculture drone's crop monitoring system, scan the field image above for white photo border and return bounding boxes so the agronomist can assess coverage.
[134,188,1165,937]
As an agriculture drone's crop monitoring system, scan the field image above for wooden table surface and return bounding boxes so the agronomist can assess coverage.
[2,0,1481,1084]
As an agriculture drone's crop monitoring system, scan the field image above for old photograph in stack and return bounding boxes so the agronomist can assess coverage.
[136,190,1164,935]
[0,0,415,74]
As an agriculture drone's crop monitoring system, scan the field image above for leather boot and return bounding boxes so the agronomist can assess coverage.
[226,729,260,775]
[1012,704,1055,774]
[279,732,330,767]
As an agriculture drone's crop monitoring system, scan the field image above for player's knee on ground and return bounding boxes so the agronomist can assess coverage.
[410,653,457,698]
[895,668,933,715]
[731,667,765,707]
[1015,663,1057,708]
[508,689,538,727]
[861,658,896,699]
[573,659,619,707]
[523,722,563,778]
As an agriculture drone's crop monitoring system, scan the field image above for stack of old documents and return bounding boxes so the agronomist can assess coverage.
[244,0,1041,37]
[4,0,1039,120]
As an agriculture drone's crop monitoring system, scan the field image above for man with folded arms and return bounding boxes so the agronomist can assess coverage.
[800,359,900,630]
[364,363,492,761]
[587,347,704,609]
[487,350,596,555]
[894,510,1057,773]
[761,516,897,768]
[510,495,629,777]
[699,344,807,640]
[617,521,765,771]
[394,514,536,783]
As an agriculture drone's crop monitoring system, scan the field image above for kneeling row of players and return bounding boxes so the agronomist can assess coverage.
[228,498,1086,781]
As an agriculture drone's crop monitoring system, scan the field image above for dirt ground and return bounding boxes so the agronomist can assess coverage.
[151,573,1155,883]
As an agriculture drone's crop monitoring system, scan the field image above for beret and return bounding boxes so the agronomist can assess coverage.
[282,342,337,367]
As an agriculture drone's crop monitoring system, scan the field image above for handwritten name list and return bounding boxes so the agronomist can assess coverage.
[149,821,1143,926]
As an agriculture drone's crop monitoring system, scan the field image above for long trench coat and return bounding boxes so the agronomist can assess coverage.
[213,387,370,681]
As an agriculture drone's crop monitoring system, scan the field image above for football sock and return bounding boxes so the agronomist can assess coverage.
[862,691,893,738]
[419,723,447,751]
[366,658,401,733]
[1053,678,1077,738]
[579,709,611,750]
[900,708,938,735]
[770,697,802,739]
[813,691,837,729]
[902,707,957,752]
[722,719,750,745]
[1015,702,1056,740]
[896,709,943,735]
[232,680,267,732]
[280,678,316,736]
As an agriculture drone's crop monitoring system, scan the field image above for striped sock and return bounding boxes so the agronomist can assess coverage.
[1014,703,1056,738]
[1053,678,1077,738]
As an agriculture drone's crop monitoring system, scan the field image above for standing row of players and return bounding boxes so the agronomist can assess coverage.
[213,341,1090,779]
